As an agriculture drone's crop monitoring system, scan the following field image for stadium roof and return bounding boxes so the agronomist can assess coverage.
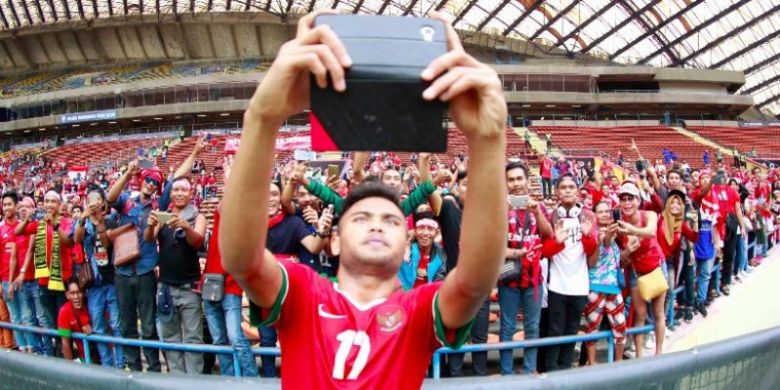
[0,0,777,117]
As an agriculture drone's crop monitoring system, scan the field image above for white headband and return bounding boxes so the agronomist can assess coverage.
[415,219,439,230]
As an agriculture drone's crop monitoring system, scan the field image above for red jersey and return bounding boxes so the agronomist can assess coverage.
[57,301,91,360]
[414,254,430,288]
[0,221,17,280]
[22,219,73,285]
[251,260,467,389]
[200,207,242,297]
[540,158,553,178]
[712,184,739,216]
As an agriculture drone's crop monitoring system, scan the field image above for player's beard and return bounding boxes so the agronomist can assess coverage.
[340,246,403,279]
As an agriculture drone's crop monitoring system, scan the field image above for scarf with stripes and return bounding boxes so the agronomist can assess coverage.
[34,218,64,291]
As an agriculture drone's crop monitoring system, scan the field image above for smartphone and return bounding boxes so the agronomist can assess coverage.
[508,195,529,209]
[612,209,622,223]
[635,159,645,172]
[139,159,155,169]
[156,212,174,225]
[310,15,447,152]
[328,164,340,178]
[686,210,698,221]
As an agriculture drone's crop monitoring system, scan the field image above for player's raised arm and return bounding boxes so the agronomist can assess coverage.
[422,14,508,329]
[221,9,351,307]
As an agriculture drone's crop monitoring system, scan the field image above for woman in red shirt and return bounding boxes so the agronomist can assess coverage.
[656,190,698,331]
[615,181,667,357]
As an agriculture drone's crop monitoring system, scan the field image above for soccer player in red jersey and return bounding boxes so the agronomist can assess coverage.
[221,10,508,388]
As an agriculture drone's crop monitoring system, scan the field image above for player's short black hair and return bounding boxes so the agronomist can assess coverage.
[65,277,80,291]
[556,173,577,188]
[342,181,402,217]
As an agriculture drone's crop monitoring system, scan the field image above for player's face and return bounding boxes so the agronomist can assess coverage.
[337,197,407,275]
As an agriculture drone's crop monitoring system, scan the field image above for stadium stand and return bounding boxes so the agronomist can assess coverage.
[530,125,714,168]
[688,126,780,159]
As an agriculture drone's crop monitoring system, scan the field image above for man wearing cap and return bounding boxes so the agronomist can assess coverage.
[106,159,162,372]
[15,190,74,351]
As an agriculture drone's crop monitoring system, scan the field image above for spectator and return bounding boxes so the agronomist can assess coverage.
[15,191,73,356]
[545,133,552,152]
[202,203,259,377]
[56,278,93,362]
[690,171,718,317]
[540,154,553,200]
[1,191,25,351]
[656,190,698,331]
[703,150,710,167]
[543,174,597,371]
[498,162,553,375]
[584,201,627,364]
[106,160,162,372]
[145,177,207,374]
[397,211,445,291]
[72,188,125,369]
[437,170,491,377]
[615,182,666,357]
[712,174,747,296]
[10,196,49,355]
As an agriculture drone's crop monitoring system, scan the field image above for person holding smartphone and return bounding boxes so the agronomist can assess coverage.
[498,162,553,375]
[221,10,507,388]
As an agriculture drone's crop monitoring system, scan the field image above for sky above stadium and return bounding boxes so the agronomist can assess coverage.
[0,0,777,117]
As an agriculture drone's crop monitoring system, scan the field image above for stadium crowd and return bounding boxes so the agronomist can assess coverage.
[0,130,777,376]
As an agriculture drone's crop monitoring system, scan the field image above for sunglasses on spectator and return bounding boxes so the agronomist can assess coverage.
[144,177,161,187]
[619,195,635,202]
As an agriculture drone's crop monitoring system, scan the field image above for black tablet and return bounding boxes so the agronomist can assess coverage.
[310,15,448,152]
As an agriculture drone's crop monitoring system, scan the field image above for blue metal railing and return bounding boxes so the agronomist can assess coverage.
[0,322,279,378]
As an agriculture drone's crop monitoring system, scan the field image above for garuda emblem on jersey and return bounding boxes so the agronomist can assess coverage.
[376,306,404,333]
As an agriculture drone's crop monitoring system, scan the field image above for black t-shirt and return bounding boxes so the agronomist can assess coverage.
[267,215,312,257]
[439,198,463,274]
[93,219,118,285]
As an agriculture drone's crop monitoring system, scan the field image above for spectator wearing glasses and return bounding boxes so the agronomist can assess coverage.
[105,160,163,372]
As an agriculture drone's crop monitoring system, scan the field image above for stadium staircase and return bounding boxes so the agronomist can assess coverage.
[514,127,562,156]
[670,126,734,159]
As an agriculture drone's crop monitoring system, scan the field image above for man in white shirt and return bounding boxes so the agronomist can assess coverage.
[544,174,598,371]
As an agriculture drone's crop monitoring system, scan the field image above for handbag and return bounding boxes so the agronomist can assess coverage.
[202,273,226,302]
[109,224,141,267]
[499,209,531,284]
[637,267,668,302]
[77,259,95,290]
[499,260,522,284]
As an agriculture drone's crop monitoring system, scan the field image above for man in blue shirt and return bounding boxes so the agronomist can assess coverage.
[106,160,162,372]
